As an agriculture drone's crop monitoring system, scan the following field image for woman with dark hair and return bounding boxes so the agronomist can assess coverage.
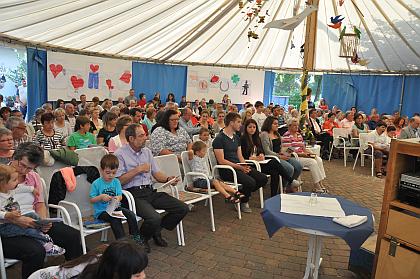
[198,110,214,137]
[97,112,118,146]
[150,109,192,158]
[108,115,133,152]
[318,98,328,111]
[179,96,187,108]
[67,116,96,150]
[78,241,148,279]
[34,112,65,150]
[56,99,65,109]
[166,92,175,103]
[153,92,161,105]
[351,112,369,139]
[0,106,11,124]
[260,116,303,193]
[393,116,406,137]
[137,93,147,108]
[240,119,286,197]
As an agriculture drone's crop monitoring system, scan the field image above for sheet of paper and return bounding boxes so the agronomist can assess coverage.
[280,194,346,218]
[159,177,178,189]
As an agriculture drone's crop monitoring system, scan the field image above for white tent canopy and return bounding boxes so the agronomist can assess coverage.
[0,0,419,73]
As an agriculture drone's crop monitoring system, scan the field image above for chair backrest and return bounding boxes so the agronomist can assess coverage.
[207,147,218,172]
[192,135,200,142]
[359,133,370,150]
[153,154,183,192]
[180,151,192,174]
[63,173,95,219]
[332,128,349,138]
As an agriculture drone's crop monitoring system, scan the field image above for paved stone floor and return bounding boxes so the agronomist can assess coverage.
[7,159,384,278]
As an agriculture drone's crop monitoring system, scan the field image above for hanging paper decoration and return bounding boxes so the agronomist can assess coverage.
[264,5,318,30]
[231,74,240,85]
[119,71,132,83]
[353,26,361,39]
[339,0,345,6]
[210,74,220,83]
[105,79,114,90]
[339,26,346,41]
[88,64,99,89]
[339,33,359,58]
[330,15,345,24]
[239,0,271,42]
[328,22,342,29]
[70,75,84,92]
[358,59,370,66]
[49,64,63,78]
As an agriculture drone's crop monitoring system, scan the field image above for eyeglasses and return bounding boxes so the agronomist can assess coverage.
[0,138,13,142]
[169,118,179,122]
[18,160,35,171]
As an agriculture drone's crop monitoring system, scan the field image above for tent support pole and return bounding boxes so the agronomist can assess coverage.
[399,74,405,114]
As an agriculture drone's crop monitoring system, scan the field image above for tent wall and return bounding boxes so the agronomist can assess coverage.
[321,74,419,116]
[263,71,275,106]
[132,62,187,103]
[27,48,47,120]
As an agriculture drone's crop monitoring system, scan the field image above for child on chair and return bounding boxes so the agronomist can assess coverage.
[0,165,65,256]
[89,154,145,247]
[198,127,212,147]
[188,141,244,204]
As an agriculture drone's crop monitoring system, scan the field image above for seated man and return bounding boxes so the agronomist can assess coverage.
[308,109,332,158]
[179,107,200,138]
[212,112,268,213]
[115,123,189,253]
[367,121,389,178]
[398,116,420,139]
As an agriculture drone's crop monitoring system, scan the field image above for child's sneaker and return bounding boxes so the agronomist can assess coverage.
[131,234,150,253]
[45,243,66,256]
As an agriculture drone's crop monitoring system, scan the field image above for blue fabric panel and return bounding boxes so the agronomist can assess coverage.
[27,48,47,120]
[321,74,357,111]
[132,62,187,104]
[263,71,275,105]
[401,75,420,117]
[354,75,402,114]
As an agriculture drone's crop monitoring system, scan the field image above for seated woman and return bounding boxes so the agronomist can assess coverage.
[393,117,406,138]
[213,111,226,133]
[67,116,96,150]
[197,110,214,137]
[34,112,65,150]
[150,109,192,160]
[97,112,118,147]
[260,116,303,193]
[351,112,369,141]
[322,113,339,137]
[367,121,389,178]
[142,107,156,133]
[241,119,288,197]
[108,115,132,153]
[282,118,327,193]
[91,107,103,132]
[53,108,72,144]
[0,127,14,164]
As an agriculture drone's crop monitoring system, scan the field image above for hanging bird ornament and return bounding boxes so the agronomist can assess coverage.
[339,0,345,6]
[358,59,370,66]
[353,26,361,39]
[339,26,346,41]
[351,50,360,64]
[328,22,342,29]
[264,5,318,30]
[330,15,345,24]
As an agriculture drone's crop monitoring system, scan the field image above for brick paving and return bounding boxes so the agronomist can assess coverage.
[7,159,384,278]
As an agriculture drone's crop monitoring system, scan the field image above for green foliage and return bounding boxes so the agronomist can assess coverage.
[5,50,27,86]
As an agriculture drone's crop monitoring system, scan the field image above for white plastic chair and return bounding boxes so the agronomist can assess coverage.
[328,128,359,167]
[352,133,375,176]
[207,147,242,219]
[192,135,200,142]
[264,155,285,194]
[153,154,217,245]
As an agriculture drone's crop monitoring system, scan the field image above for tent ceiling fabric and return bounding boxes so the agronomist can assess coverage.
[0,0,419,73]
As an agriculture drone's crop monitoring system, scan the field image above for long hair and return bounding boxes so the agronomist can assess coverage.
[59,244,108,269]
[260,116,280,138]
[151,109,178,133]
[79,241,148,279]
[241,119,264,157]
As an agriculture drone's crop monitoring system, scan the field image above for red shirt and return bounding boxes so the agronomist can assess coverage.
[322,120,339,136]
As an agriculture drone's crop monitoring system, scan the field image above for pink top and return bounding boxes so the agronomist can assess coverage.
[282,131,306,153]
[25,171,44,205]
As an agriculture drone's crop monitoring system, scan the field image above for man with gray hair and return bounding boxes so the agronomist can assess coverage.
[339,111,355,136]
[5,116,31,149]
[179,107,200,138]
[65,103,76,131]
[399,116,420,139]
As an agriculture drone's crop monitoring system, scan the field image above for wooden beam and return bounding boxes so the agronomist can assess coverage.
[302,0,319,71]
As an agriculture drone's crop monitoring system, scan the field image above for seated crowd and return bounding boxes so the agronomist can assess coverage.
[0,90,419,278]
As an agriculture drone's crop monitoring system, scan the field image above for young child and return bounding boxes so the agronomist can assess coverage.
[89,154,145,248]
[67,116,97,150]
[188,141,244,203]
[0,165,65,256]
[198,127,212,147]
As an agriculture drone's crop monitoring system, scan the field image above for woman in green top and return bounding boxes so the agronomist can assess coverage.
[67,116,96,150]
[351,113,369,146]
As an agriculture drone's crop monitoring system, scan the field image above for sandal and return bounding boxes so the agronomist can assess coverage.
[234,191,246,199]
[225,195,240,204]
[376,172,383,178]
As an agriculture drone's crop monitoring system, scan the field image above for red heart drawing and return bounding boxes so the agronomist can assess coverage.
[70,76,84,89]
[49,64,63,78]
[90,64,99,73]
[119,71,132,84]
[106,79,113,90]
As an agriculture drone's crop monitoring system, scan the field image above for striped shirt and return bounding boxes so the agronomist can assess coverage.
[281,131,305,153]
[33,129,64,150]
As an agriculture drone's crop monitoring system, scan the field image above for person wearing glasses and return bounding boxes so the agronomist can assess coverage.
[2,142,83,278]
[5,116,31,149]
[115,124,188,253]
[178,107,201,138]
[150,110,192,160]
[0,127,14,164]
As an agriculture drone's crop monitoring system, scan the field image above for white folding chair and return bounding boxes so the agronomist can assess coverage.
[192,135,200,142]
[207,147,242,219]
[153,154,217,245]
[328,128,359,167]
[352,133,375,176]
[0,236,19,279]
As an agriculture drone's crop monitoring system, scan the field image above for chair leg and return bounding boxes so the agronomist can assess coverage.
[208,198,216,232]
[237,203,242,220]
[259,187,264,208]
[179,221,185,246]
[100,230,108,242]
[176,224,181,246]
[343,148,347,167]
[371,156,374,177]
[353,151,360,170]
[0,237,7,279]
[328,146,334,161]
[279,175,283,194]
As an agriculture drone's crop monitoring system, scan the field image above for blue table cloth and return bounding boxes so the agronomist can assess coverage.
[261,193,374,250]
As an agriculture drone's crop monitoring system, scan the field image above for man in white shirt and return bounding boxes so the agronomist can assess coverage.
[65,103,76,131]
[367,121,388,178]
[252,101,267,129]
[16,78,27,120]
[308,109,333,158]
[77,94,87,111]
[339,111,355,136]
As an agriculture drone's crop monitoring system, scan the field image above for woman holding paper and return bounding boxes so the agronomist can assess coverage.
[282,118,327,193]
[241,119,299,197]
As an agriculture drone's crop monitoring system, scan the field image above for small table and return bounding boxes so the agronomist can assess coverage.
[261,193,374,279]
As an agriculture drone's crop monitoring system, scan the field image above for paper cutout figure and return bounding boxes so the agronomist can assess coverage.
[88,72,99,89]
[330,15,344,24]
[199,80,208,90]
[210,74,220,83]
[70,76,84,91]
[339,0,345,6]
[353,26,361,39]
[106,79,114,90]
[264,5,318,30]
[49,64,63,78]
[242,80,249,95]
[231,74,240,85]
[339,26,346,41]
[119,71,132,84]
[328,22,342,29]
[351,50,360,64]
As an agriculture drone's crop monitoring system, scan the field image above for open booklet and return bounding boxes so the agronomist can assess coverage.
[106,198,126,219]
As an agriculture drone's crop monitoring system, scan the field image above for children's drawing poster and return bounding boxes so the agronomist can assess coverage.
[186,66,265,104]
[47,51,132,101]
